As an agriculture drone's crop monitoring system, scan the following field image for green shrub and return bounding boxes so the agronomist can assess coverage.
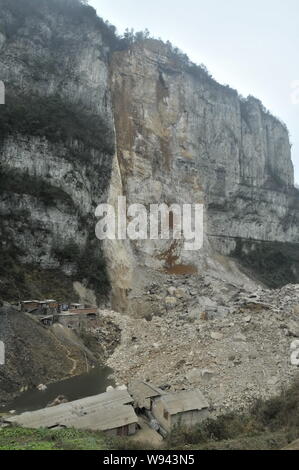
[252,380,299,431]
[76,241,110,300]
[51,237,110,300]
[167,414,257,448]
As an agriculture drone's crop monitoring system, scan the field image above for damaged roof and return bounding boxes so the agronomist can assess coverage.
[128,381,165,409]
[6,389,137,432]
[129,381,165,400]
[158,390,209,415]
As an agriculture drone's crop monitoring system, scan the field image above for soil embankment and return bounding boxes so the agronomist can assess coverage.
[0,304,120,407]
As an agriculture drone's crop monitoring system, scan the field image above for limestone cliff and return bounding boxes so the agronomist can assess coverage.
[0,0,298,308]
[0,0,115,301]
[109,40,299,309]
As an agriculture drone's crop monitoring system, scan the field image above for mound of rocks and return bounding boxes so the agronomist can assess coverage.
[101,278,299,415]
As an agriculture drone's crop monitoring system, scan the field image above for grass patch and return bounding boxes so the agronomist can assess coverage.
[0,427,107,451]
[0,224,109,303]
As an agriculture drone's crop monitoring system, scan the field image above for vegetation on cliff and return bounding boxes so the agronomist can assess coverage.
[0,0,117,44]
[0,0,297,299]
[0,0,116,302]
[233,239,299,288]
[0,91,114,159]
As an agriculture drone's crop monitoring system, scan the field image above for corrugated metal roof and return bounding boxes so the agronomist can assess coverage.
[158,390,209,415]
[128,382,166,410]
[6,390,137,431]
[129,382,165,402]
[68,405,137,431]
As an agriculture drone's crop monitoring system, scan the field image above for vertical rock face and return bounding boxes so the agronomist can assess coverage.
[0,1,298,307]
[0,0,115,301]
[110,40,299,301]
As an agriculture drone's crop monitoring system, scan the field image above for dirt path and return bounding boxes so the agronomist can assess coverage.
[63,344,78,375]
[48,329,78,376]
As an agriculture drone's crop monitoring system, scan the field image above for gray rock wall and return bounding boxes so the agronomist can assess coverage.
[110,40,299,299]
[0,2,298,306]
[0,1,114,300]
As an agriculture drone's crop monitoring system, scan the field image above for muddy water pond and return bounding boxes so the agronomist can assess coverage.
[1,365,114,414]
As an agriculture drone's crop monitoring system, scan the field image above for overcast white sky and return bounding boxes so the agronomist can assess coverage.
[89,0,299,183]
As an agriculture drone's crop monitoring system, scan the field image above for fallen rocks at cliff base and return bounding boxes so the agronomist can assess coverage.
[102,279,299,415]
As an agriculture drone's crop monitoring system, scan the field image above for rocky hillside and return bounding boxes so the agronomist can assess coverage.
[109,40,299,311]
[0,303,88,406]
[104,279,299,415]
[0,0,115,302]
[0,0,298,310]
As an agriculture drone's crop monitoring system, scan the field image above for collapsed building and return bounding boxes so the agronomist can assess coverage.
[5,384,210,438]
[5,389,139,437]
[129,382,210,434]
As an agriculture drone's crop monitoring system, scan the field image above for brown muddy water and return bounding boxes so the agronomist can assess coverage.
[1,365,114,414]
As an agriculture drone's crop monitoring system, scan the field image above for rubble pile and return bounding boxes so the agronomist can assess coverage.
[102,277,299,415]
[79,316,121,361]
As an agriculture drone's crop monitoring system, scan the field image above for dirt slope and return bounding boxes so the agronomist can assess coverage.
[0,305,89,406]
